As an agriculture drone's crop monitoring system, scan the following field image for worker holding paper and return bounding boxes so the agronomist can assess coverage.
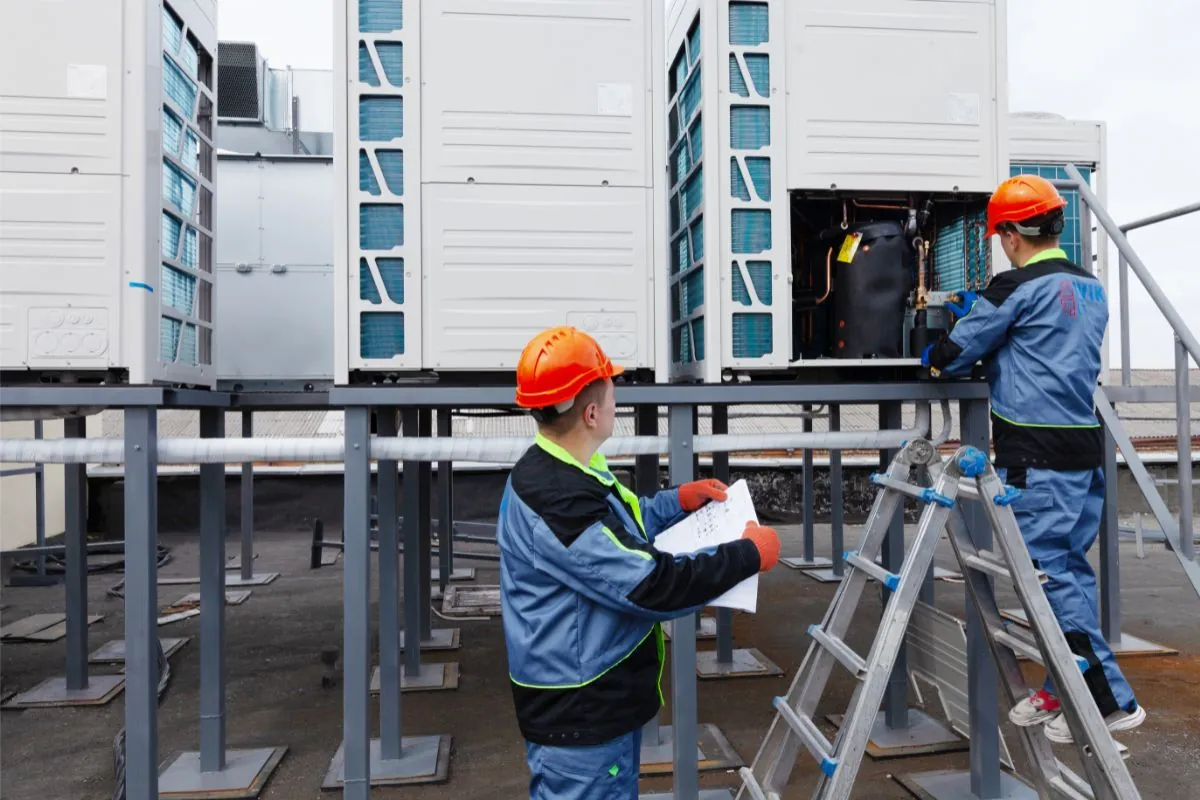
[496,325,780,800]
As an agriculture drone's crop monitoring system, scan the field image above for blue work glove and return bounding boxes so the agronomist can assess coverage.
[946,291,978,319]
[920,343,935,367]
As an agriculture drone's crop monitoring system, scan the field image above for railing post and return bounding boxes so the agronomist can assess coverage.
[667,403,699,799]
[1177,337,1195,562]
[1119,254,1132,387]
[1100,420,1122,643]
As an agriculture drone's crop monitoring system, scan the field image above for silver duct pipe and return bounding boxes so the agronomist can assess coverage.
[0,400,947,465]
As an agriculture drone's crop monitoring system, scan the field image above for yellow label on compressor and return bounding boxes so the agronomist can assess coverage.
[837,232,862,264]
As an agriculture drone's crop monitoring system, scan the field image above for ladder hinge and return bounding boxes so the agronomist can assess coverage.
[958,447,988,477]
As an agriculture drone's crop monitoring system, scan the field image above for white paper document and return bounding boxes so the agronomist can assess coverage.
[653,479,760,613]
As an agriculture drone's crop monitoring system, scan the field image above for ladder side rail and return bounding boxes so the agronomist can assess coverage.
[976,468,1142,800]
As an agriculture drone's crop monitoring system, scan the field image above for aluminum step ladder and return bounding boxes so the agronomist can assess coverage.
[735,440,1141,800]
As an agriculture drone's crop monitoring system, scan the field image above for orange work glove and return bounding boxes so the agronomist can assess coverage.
[741,521,780,572]
[678,478,728,511]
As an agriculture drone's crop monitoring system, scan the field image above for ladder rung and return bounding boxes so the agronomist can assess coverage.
[963,551,1047,584]
[845,550,900,591]
[737,767,776,800]
[808,624,867,679]
[770,696,839,778]
[992,627,1090,673]
[870,473,956,507]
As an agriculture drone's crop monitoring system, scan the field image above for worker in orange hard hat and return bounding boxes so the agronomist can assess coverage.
[924,174,1145,745]
[496,325,780,799]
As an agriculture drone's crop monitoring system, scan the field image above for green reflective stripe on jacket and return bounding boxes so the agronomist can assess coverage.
[509,624,658,689]
[528,432,665,703]
[1021,247,1068,268]
[533,433,649,539]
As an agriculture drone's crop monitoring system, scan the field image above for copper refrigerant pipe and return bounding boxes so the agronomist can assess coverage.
[817,246,833,304]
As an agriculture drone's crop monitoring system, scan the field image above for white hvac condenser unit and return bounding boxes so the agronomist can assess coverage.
[334,0,669,383]
[664,0,1010,383]
[0,0,219,387]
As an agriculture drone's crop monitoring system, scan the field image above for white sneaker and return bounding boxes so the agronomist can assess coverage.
[1009,689,1062,727]
[1043,703,1147,744]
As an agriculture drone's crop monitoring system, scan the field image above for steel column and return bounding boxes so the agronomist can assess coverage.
[668,404,699,799]
[437,409,454,592]
[1176,338,1195,562]
[124,407,160,800]
[34,420,47,579]
[879,402,908,728]
[240,411,254,581]
[376,410,402,758]
[962,398,1001,798]
[636,405,664,750]
[343,407,373,798]
[802,407,815,562]
[712,406,734,665]
[418,409,433,639]
[830,406,844,578]
[63,416,89,690]
[1099,423,1121,643]
[402,408,424,677]
[199,408,227,770]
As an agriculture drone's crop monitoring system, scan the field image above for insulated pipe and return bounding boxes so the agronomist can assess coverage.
[0,401,943,465]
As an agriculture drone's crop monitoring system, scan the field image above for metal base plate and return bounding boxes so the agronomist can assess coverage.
[639,724,743,776]
[158,573,279,587]
[696,648,784,679]
[2,674,125,708]
[158,747,287,799]
[431,567,475,581]
[370,662,460,693]
[322,735,451,789]
[999,609,1178,656]
[90,637,190,663]
[173,590,253,606]
[662,616,717,641]
[640,790,735,799]
[827,709,967,759]
[781,556,833,570]
[0,612,104,642]
[895,769,1037,800]
[441,585,502,616]
[400,627,461,652]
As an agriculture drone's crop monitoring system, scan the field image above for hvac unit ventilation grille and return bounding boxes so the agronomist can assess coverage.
[217,42,262,121]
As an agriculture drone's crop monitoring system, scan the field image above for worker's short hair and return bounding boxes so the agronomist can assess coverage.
[998,207,1065,248]
[533,378,608,435]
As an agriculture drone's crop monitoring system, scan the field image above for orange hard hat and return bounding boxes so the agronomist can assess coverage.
[515,326,624,410]
[986,174,1068,236]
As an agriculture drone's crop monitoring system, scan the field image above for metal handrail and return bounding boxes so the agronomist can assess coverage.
[1056,162,1197,590]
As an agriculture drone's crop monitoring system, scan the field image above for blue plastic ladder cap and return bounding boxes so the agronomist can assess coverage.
[1075,655,1089,672]
[771,696,788,712]
[958,447,987,478]
[995,485,1022,506]
[920,488,955,508]
[807,623,820,637]
[869,472,884,484]
[884,573,900,592]
[820,757,838,777]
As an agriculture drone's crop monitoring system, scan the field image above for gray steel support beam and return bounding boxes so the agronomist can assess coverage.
[402,409,424,677]
[830,406,845,578]
[437,409,454,592]
[241,411,254,581]
[962,398,1001,798]
[64,416,88,690]
[668,404,699,799]
[1118,254,1131,388]
[1099,423,1121,643]
[803,407,815,562]
[636,405,664,750]
[199,408,228,770]
[34,420,47,578]
[712,406,733,665]
[418,409,433,639]
[376,410,402,758]
[343,407,373,798]
[879,402,907,729]
[124,407,160,800]
[1177,338,1195,563]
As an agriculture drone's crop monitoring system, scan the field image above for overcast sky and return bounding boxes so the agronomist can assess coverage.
[216,0,1199,370]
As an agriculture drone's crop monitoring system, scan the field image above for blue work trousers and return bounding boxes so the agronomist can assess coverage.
[998,466,1136,716]
[524,727,642,799]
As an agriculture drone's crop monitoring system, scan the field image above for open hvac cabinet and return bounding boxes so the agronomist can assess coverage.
[665,0,1010,384]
